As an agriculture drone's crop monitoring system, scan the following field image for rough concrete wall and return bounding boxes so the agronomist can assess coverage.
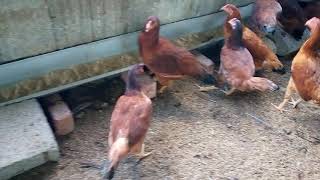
[0,0,253,63]
[0,28,224,103]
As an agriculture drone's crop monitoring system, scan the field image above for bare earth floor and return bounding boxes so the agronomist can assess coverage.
[12,59,320,180]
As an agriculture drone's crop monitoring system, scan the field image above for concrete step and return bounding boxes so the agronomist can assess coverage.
[0,99,59,180]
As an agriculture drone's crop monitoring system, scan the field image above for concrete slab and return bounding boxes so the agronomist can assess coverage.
[0,99,59,180]
[268,26,309,56]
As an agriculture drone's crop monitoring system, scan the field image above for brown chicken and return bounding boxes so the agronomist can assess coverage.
[248,0,282,36]
[103,64,152,179]
[277,0,307,40]
[138,16,216,93]
[274,17,320,112]
[219,18,279,95]
[221,4,285,74]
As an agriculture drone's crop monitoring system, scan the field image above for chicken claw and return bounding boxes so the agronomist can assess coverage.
[272,97,302,113]
[158,85,168,94]
[135,144,152,162]
[289,97,302,108]
[271,102,288,113]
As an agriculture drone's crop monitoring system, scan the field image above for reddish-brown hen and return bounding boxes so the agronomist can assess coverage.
[219,18,279,95]
[103,64,152,179]
[138,16,216,93]
[274,17,320,112]
[248,0,282,36]
[221,4,285,74]
[277,0,307,40]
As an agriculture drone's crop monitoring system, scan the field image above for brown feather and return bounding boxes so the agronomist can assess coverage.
[109,94,152,147]
[106,65,152,179]
[139,16,214,87]
[220,18,279,93]
[221,4,284,72]
[277,0,307,40]
[291,17,320,103]
[248,0,281,36]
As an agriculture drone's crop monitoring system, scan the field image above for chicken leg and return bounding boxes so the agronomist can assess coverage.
[136,144,152,161]
[272,77,299,112]
[131,143,152,164]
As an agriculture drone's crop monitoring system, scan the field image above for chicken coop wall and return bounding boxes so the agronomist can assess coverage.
[0,0,253,63]
[0,0,254,106]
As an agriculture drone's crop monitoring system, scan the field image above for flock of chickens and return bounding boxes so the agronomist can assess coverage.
[103,0,320,179]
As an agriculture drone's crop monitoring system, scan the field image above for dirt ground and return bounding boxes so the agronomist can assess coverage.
[12,58,320,180]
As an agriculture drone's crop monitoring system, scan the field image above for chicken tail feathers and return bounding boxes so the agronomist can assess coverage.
[103,138,129,179]
[243,77,279,92]
[102,165,115,180]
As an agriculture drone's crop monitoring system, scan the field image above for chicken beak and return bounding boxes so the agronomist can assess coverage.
[137,64,146,74]
[145,21,152,32]
[220,5,227,12]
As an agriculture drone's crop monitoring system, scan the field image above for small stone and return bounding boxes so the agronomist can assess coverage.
[283,129,292,135]
[173,102,182,107]
[193,154,201,159]
[101,102,109,108]
[226,124,233,128]
[298,147,308,154]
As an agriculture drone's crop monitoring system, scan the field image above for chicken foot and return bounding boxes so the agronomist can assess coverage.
[158,80,173,94]
[134,144,152,162]
[197,84,236,96]
[289,97,303,108]
[222,87,236,96]
[159,85,168,94]
[198,85,219,92]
